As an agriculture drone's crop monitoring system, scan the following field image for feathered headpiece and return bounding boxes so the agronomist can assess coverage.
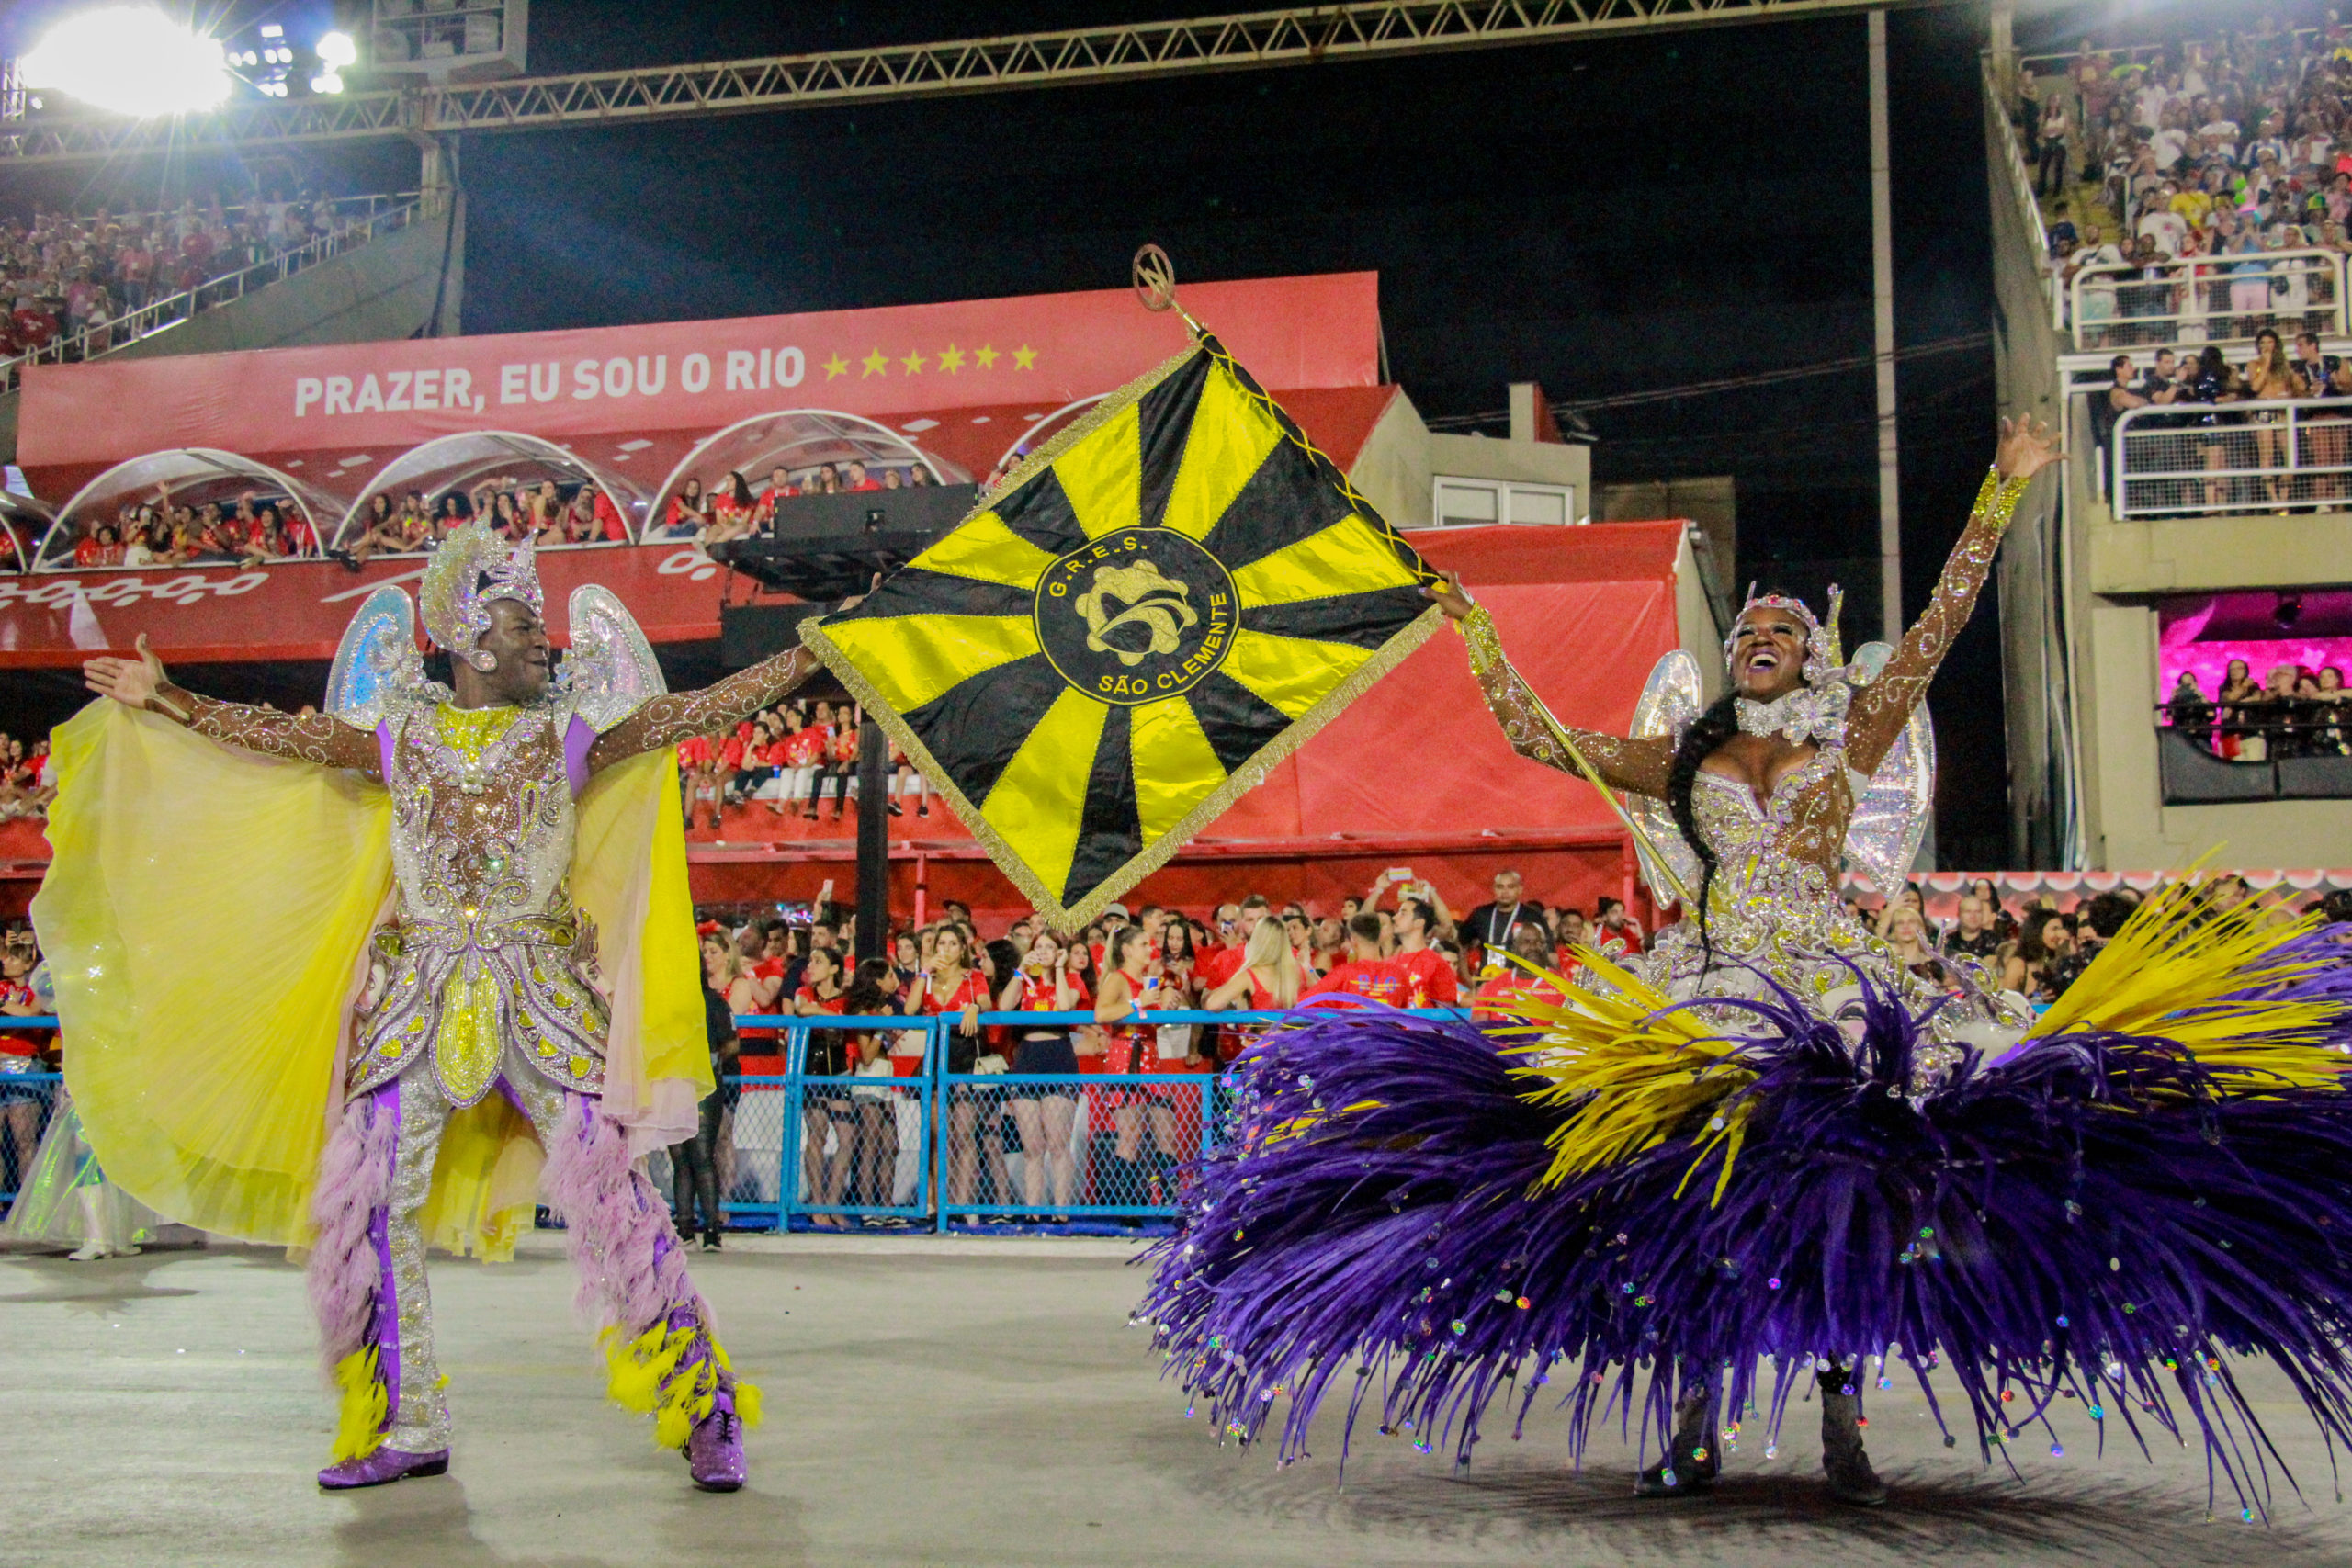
[418,521,542,653]
[1724,582,1844,688]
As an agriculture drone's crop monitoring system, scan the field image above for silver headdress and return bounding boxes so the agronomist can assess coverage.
[1727,584,1852,748]
[419,521,543,653]
[1724,581,1841,688]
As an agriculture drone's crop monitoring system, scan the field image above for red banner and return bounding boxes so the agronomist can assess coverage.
[16,272,1379,481]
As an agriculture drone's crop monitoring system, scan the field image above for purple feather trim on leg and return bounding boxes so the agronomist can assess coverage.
[538,1092,705,1339]
[307,1089,396,1380]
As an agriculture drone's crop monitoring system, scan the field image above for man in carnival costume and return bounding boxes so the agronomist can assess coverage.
[43,522,830,1491]
[1146,421,2352,1518]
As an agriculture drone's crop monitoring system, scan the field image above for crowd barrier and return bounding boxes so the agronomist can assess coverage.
[0,1011,1462,1233]
[696,1010,1309,1235]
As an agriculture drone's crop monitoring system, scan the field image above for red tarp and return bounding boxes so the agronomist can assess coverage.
[0,523,1687,927]
[678,523,1688,926]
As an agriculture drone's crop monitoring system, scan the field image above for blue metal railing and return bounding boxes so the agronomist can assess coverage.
[0,1009,1468,1233]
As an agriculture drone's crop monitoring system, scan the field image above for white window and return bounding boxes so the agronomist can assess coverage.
[1430,476,1575,529]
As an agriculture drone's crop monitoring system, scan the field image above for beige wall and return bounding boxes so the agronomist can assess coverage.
[1345,389,1592,531]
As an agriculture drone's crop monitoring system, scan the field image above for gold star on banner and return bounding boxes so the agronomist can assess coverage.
[973,344,1001,370]
[937,344,967,374]
[901,348,928,375]
[861,348,889,378]
[822,353,850,380]
[1012,344,1038,370]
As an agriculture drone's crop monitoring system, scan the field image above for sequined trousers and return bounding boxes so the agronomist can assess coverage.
[322,1040,713,1453]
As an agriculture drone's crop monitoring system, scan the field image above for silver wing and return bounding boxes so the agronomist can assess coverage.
[324,585,433,729]
[1625,649,1706,911]
[561,584,668,732]
[1842,697,1935,895]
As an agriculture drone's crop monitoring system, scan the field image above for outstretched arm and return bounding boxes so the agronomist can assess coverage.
[585,647,822,773]
[1427,575,1673,799]
[84,634,381,775]
[1846,418,2061,775]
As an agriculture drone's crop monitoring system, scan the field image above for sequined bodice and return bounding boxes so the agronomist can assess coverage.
[386,702,577,928]
[1690,744,1855,885]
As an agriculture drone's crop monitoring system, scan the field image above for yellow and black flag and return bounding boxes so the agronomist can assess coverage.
[800,333,1441,929]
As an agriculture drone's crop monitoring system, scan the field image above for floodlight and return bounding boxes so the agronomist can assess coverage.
[316,31,357,68]
[260,23,283,38]
[311,71,345,95]
[21,8,231,117]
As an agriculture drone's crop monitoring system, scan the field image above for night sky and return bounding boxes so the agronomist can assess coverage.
[4,0,2067,862]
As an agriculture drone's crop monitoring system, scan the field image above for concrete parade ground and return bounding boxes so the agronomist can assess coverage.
[5,1234,2352,1568]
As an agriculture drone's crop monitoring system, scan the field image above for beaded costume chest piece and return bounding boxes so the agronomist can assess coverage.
[352,699,610,1106]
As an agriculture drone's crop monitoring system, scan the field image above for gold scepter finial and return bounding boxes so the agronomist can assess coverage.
[1132,243,1204,337]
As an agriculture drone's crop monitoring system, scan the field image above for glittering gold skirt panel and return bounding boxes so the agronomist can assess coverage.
[349,918,610,1105]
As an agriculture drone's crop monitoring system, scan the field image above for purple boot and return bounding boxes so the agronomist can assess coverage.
[685,1392,747,1493]
[317,1446,449,1490]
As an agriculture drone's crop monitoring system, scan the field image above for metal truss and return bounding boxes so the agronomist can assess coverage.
[0,0,1923,164]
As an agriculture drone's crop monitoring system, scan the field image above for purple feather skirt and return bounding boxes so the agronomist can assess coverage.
[1139,975,2352,1511]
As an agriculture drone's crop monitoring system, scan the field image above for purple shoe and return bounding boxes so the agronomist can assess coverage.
[686,1394,747,1493]
[317,1446,449,1490]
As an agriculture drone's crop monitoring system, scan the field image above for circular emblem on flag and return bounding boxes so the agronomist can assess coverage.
[1034,527,1237,706]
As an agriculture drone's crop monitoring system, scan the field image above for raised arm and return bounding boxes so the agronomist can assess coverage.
[1428,577,1673,799]
[1846,419,2061,774]
[584,646,822,774]
[84,634,381,775]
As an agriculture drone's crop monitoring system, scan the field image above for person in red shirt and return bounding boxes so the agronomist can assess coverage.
[1472,920,1568,1021]
[998,930,1088,1216]
[842,460,883,493]
[753,465,795,529]
[791,947,854,1227]
[1389,897,1460,1007]
[910,925,991,1216]
[1303,914,1414,1005]
[776,709,827,816]
[0,942,54,1194]
[675,735,707,826]
[731,924,787,1059]
[1203,919,1304,1065]
[1194,895,1269,996]
[1594,897,1646,958]
[811,707,861,821]
[1091,924,1194,1206]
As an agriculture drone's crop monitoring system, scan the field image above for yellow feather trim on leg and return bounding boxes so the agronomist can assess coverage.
[329,1346,390,1463]
[601,1322,759,1449]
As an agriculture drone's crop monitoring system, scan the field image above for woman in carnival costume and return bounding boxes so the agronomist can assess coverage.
[1142,419,2352,1516]
[42,523,834,1492]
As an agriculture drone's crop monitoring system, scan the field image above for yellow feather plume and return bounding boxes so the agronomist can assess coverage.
[329,1346,390,1464]
[1487,947,1758,1202]
[600,1322,762,1450]
[2025,874,2346,1095]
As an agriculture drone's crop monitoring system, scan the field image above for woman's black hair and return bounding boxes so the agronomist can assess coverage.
[1667,692,1743,971]
[842,956,896,1015]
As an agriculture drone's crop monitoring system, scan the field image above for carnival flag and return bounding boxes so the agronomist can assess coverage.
[800,333,1442,929]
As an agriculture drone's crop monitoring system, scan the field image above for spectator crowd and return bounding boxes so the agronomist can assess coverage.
[647,458,939,545]
[2028,19,2352,345]
[2,192,387,377]
[2165,657,2352,759]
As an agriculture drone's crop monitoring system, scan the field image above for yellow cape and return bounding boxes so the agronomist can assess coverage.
[32,703,707,1258]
